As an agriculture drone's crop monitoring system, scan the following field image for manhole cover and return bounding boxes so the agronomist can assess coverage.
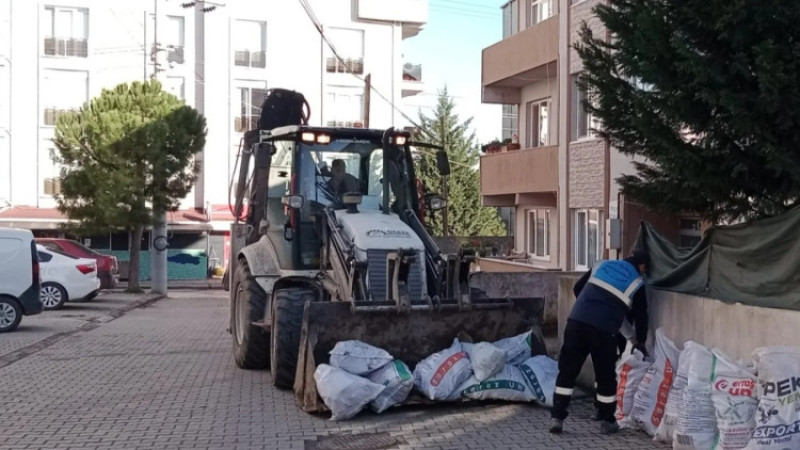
[305,432,406,450]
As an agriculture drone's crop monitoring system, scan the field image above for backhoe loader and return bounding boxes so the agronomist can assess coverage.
[227,88,545,412]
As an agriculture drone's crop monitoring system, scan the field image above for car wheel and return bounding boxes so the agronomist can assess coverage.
[0,297,22,332]
[40,283,68,310]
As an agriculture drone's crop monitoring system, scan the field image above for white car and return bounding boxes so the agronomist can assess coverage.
[36,244,101,310]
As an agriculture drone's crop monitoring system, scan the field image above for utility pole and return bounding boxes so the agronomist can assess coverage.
[150,0,168,296]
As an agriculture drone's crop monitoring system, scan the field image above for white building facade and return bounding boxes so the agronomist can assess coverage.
[0,0,426,278]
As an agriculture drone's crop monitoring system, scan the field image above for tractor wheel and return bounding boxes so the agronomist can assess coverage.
[270,288,314,390]
[231,260,270,369]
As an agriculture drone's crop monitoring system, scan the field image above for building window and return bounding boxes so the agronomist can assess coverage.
[575,209,602,270]
[502,0,519,38]
[528,0,553,27]
[41,69,88,126]
[43,177,62,195]
[527,99,550,148]
[501,104,518,142]
[165,15,185,65]
[527,209,550,259]
[42,6,88,58]
[164,76,185,100]
[325,28,364,75]
[679,218,703,249]
[235,86,266,132]
[325,87,364,128]
[571,74,600,140]
[233,20,267,68]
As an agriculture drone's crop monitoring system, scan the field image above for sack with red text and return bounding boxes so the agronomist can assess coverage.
[413,338,473,401]
[629,328,681,435]
[710,348,757,450]
[744,346,800,450]
[615,349,653,429]
[654,340,696,443]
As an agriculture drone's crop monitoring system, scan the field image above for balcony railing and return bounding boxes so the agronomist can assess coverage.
[234,50,266,68]
[480,145,558,199]
[43,177,62,195]
[326,120,364,128]
[44,37,88,57]
[326,57,364,75]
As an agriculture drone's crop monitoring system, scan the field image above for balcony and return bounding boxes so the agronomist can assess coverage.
[480,145,558,207]
[234,50,266,69]
[401,63,423,98]
[356,0,427,38]
[481,16,558,104]
[43,37,88,58]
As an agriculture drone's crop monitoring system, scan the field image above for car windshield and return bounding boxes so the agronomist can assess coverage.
[297,140,413,212]
[71,241,101,256]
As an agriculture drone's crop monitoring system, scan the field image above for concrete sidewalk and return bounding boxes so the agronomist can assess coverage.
[116,278,225,291]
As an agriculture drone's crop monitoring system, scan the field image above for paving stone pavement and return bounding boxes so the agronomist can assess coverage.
[0,290,668,450]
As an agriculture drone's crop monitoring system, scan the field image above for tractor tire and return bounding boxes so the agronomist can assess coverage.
[231,260,270,370]
[270,288,315,390]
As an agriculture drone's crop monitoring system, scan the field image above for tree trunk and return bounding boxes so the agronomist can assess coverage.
[127,225,144,293]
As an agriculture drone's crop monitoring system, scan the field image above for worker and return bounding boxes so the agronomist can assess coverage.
[549,250,650,435]
[327,159,360,202]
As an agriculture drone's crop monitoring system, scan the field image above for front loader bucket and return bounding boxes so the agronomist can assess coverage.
[293,297,546,413]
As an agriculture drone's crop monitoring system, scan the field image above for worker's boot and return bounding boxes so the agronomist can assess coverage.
[549,418,563,434]
[599,421,620,435]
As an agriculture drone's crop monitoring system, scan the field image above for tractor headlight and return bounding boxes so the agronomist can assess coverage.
[428,195,447,211]
[282,195,304,209]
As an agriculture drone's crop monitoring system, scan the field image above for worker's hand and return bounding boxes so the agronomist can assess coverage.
[632,342,650,359]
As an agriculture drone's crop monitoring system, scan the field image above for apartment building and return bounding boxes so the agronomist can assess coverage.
[479,0,694,272]
[0,0,427,279]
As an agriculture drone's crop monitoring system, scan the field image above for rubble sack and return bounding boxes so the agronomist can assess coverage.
[519,355,559,408]
[745,346,800,450]
[492,330,533,366]
[462,341,506,382]
[367,359,414,414]
[459,364,535,402]
[710,348,757,450]
[615,348,653,428]
[674,342,718,450]
[630,328,681,435]
[653,340,695,443]
[314,364,385,421]
[413,338,473,401]
[329,340,394,376]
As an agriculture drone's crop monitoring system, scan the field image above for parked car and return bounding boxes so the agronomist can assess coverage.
[0,228,43,332]
[35,238,119,289]
[36,245,101,310]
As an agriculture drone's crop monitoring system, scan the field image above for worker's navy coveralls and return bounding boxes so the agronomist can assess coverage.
[551,259,649,423]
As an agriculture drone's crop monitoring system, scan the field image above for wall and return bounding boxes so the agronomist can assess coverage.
[569,0,604,75]
[567,138,604,209]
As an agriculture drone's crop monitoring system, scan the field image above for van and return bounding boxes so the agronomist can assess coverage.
[0,228,43,332]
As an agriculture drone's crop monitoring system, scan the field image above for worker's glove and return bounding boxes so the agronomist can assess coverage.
[632,342,650,359]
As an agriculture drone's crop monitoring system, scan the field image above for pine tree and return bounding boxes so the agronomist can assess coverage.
[576,0,800,223]
[414,88,505,236]
[53,80,207,292]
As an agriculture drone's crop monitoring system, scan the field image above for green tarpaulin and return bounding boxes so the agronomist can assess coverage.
[635,206,800,311]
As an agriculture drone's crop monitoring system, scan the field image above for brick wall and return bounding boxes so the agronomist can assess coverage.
[569,0,606,75]
[568,139,605,208]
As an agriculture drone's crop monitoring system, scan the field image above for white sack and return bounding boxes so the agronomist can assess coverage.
[615,349,654,429]
[314,364,385,421]
[367,359,414,414]
[745,346,800,450]
[492,331,533,366]
[654,340,695,442]
[413,338,473,401]
[630,328,681,435]
[462,341,506,382]
[674,342,718,450]
[519,355,559,408]
[329,340,393,376]
[459,364,536,402]
[710,348,757,450]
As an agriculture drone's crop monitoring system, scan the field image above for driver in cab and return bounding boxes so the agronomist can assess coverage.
[327,159,359,201]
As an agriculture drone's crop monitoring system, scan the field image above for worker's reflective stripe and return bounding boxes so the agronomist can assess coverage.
[555,387,574,396]
[596,394,616,404]
[588,277,633,308]
[623,277,644,298]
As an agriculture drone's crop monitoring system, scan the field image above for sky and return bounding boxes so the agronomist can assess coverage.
[400,0,507,145]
